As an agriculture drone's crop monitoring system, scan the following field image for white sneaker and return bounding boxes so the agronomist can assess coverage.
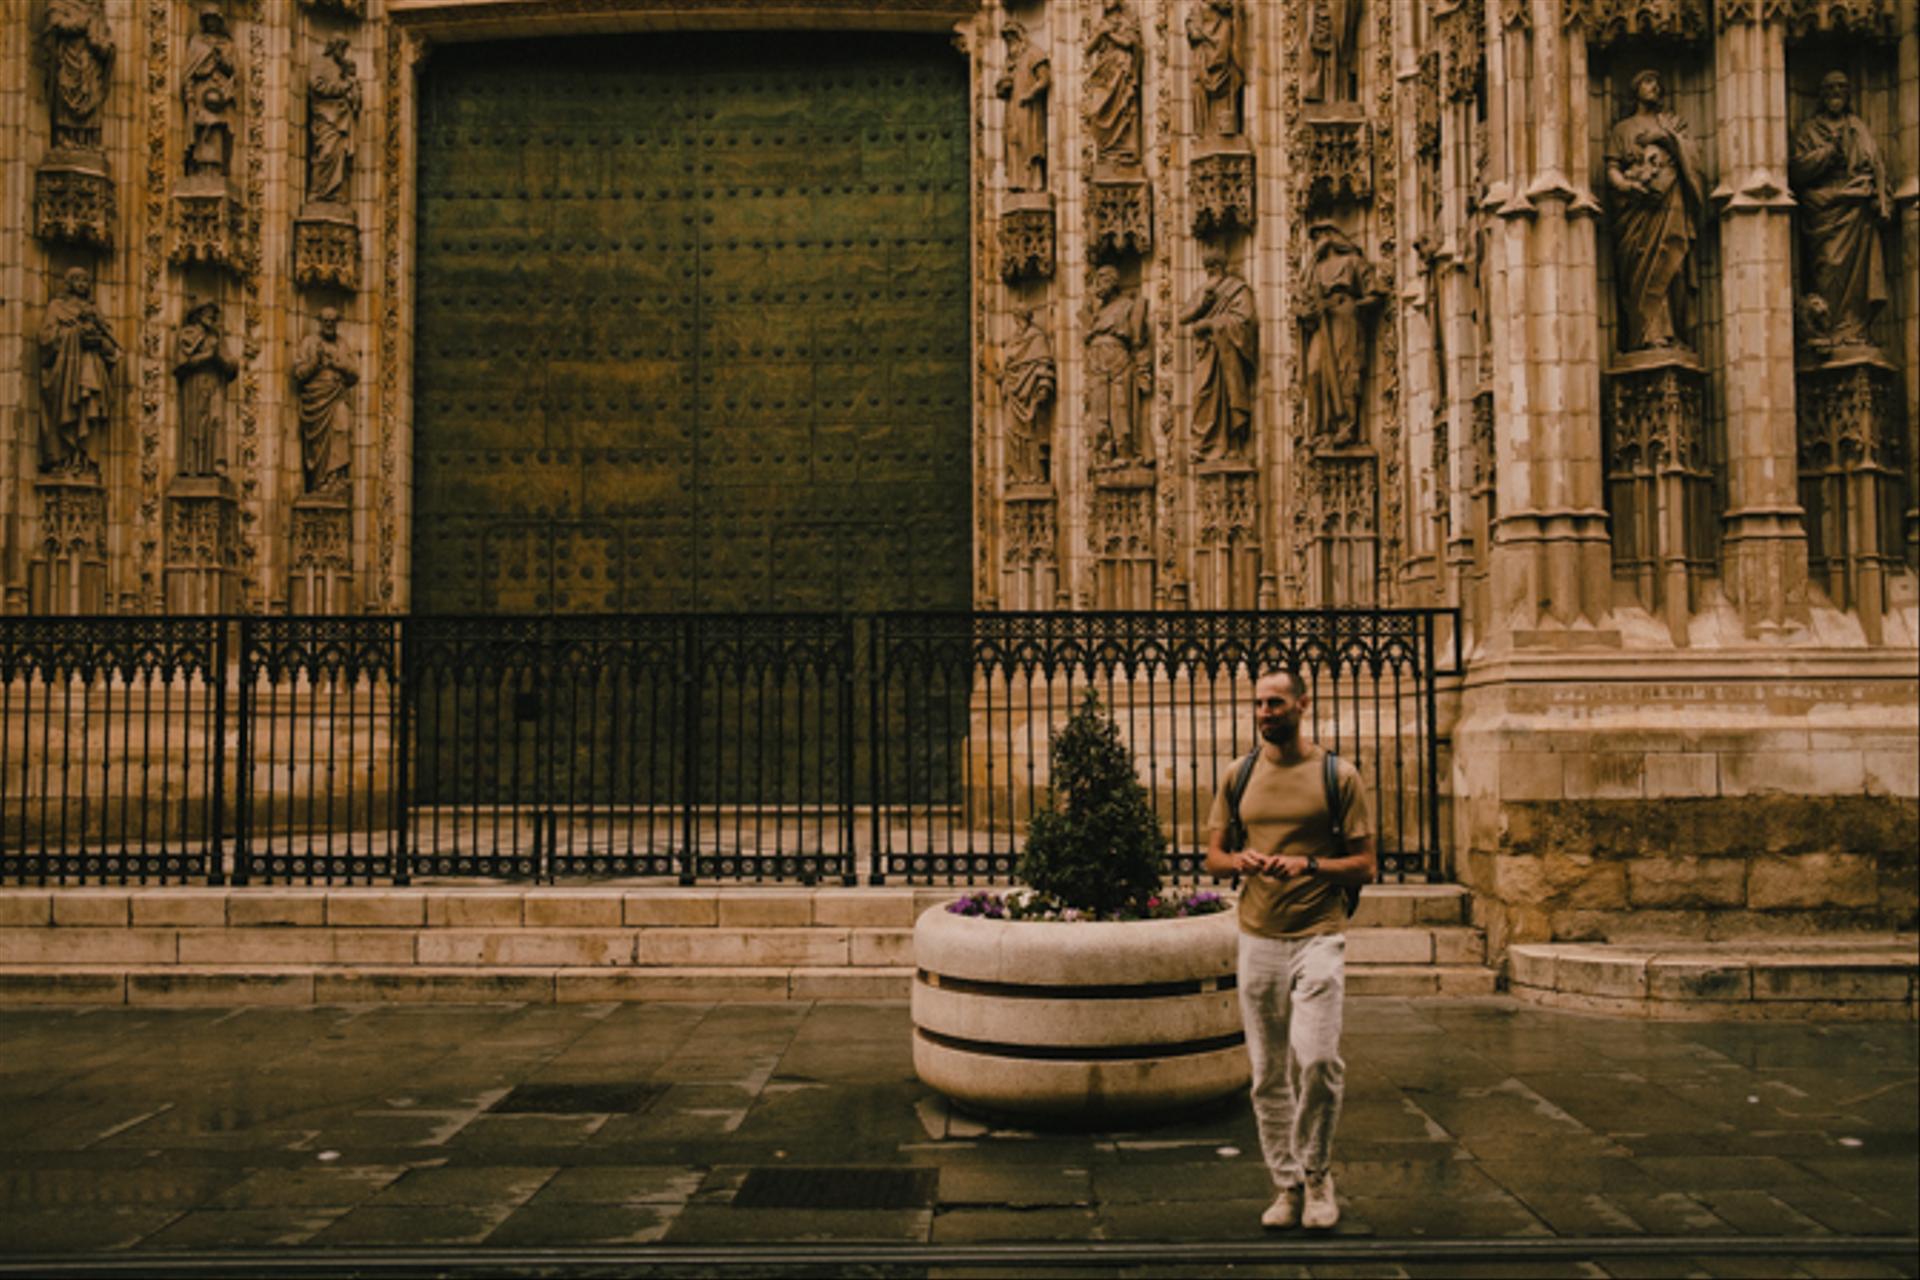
[1302,1171,1339,1230]
[1259,1185,1301,1229]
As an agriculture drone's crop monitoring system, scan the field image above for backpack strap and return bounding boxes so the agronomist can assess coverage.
[1223,749,1260,853]
[1323,750,1363,917]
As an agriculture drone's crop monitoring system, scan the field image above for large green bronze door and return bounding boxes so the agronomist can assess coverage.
[412,32,972,614]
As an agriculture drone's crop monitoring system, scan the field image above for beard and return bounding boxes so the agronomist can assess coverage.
[1259,718,1297,747]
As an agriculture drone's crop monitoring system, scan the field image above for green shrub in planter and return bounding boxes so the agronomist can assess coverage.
[1016,690,1168,919]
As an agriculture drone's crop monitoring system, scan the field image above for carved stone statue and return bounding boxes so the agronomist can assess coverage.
[182,4,238,179]
[1186,0,1245,140]
[306,36,361,206]
[39,268,119,476]
[174,299,236,477]
[1085,265,1153,465]
[1604,69,1703,352]
[1086,0,1144,169]
[1002,306,1057,484]
[293,307,357,495]
[1790,71,1892,353]
[1303,0,1363,104]
[1182,245,1258,463]
[1298,224,1382,448]
[42,0,114,151]
[996,22,1051,194]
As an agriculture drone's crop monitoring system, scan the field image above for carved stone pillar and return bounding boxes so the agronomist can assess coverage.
[1001,486,1058,610]
[1088,172,1152,260]
[1195,461,1258,608]
[294,209,360,290]
[1796,355,1905,644]
[1296,111,1372,210]
[34,155,116,250]
[1189,145,1254,236]
[164,477,239,613]
[1090,467,1155,608]
[1901,0,1920,569]
[999,195,1055,283]
[1715,2,1811,638]
[1308,453,1380,607]
[290,493,354,613]
[29,477,108,614]
[1604,354,1712,645]
[1483,0,1614,646]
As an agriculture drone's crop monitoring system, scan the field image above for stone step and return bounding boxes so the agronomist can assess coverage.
[0,960,1502,1005]
[1509,938,1919,1020]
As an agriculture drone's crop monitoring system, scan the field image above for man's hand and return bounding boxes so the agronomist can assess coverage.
[1230,849,1274,877]
[1270,854,1311,878]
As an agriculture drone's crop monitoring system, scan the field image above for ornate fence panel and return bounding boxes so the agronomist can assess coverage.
[0,617,226,884]
[3,611,1452,887]
[869,611,1450,885]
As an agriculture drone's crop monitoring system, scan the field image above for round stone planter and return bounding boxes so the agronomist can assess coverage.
[911,903,1248,1125]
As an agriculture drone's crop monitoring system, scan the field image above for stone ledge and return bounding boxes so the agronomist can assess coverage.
[1508,938,1918,1020]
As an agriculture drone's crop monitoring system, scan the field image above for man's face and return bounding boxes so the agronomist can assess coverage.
[1822,79,1848,114]
[68,272,91,299]
[1095,270,1117,300]
[1636,74,1660,106]
[319,311,338,338]
[1254,674,1306,747]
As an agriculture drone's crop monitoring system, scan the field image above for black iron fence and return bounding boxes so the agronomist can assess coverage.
[1,610,1456,887]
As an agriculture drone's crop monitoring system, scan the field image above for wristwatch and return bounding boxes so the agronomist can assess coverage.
[1306,855,1319,876]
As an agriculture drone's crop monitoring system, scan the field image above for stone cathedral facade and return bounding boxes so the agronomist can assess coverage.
[1,0,1915,948]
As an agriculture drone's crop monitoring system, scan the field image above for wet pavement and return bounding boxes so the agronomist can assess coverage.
[0,998,1913,1278]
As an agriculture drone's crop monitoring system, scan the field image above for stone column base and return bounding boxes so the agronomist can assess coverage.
[1090,466,1155,609]
[165,477,240,614]
[1087,167,1151,260]
[1000,485,1059,610]
[171,178,247,271]
[294,205,361,290]
[998,194,1054,283]
[1189,145,1253,236]
[34,154,115,249]
[29,475,108,614]
[1195,460,1257,609]
[290,493,354,613]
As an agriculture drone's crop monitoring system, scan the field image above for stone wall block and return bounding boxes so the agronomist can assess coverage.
[813,892,917,929]
[50,893,130,927]
[1554,950,1648,999]
[129,973,315,1005]
[623,892,721,928]
[634,928,849,967]
[1544,854,1628,909]
[177,928,415,965]
[716,893,815,928]
[1721,751,1864,797]
[1644,753,1719,799]
[416,931,636,967]
[1626,857,1748,909]
[849,928,914,966]
[0,928,177,964]
[1753,963,1912,1003]
[1747,854,1880,910]
[130,893,229,928]
[327,893,427,928]
[1647,959,1753,1002]
[425,893,525,928]
[1863,750,1920,798]
[522,892,623,928]
[1498,752,1565,800]
[0,895,54,927]
[1561,752,1647,800]
[228,892,328,927]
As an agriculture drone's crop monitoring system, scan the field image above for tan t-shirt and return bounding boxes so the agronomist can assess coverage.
[1205,744,1374,939]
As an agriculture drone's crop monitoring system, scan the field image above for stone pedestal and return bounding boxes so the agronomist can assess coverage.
[33,153,115,249]
[1087,166,1151,260]
[1297,108,1372,210]
[290,493,354,614]
[1796,351,1906,645]
[1090,466,1154,609]
[998,194,1054,283]
[294,205,361,291]
[1604,351,1711,646]
[171,176,247,272]
[1189,145,1253,237]
[1000,485,1057,610]
[164,477,240,614]
[29,475,108,614]
[1308,448,1379,607]
[1195,460,1257,608]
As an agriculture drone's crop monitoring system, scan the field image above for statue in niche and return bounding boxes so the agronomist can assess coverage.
[38,267,120,476]
[1790,71,1892,354]
[1187,0,1246,140]
[1604,69,1703,353]
[1086,0,1144,168]
[306,36,362,206]
[1298,224,1382,448]
[996,22,1051,194]
[293,307,357,496]
[174,298,236,477]
[1302,0,1363,104]
[1085,264,1153,466]
[42,0,114,152]
[182,4,237,179]
[1002,305,1058,484]
[1182,244,1258,463]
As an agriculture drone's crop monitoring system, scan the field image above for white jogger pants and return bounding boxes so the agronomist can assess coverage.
[1236,931,1347,1188]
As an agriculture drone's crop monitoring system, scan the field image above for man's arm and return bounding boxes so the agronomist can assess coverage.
[1269,834,1374,886]
[1203,823,1272,880]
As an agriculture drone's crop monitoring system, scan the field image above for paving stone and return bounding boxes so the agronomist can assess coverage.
[309,1203,521,1245]
[929,1205,1101,1241]
[665,1203,932,1242]
[530,1165,705,1205]
[0,1206,184,1252]
[206,1164,409,1208]
[485,1201,677,1244]
[135,1206,349,1248]
[938,1163,1091,1207]
[364,1165,556,1208]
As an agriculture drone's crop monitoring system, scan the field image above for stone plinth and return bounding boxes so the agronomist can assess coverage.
[1000,485,1057,610]
[29,475,108,614]
[165,477,240,614]
[1795,351,1905,644]
[1090,465,1154,609]
[1087,168,1151,260]
[290,493,353,614]
[34,154,115,249]
[1297,109,1371,210]
[1189,144,1253,236]
[171,177,247,272]
[294,205,361,290]
[1308,448,1379,607]
[1604,350,1711,646]
[1195,460,1258,608]
[911,906,1247,1124]
[998,194,1054,283]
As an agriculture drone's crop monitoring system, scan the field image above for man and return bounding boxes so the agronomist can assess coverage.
[1204,668,1376,1231]
[1186,0,1244,139]
[43,0,115,151]
[182,4,237,178]
[996,22,1050,194]
[1001,304,1056,485]
[1084,264,1151,465]
[1604,69,1701,352]
[307,35,362,205]
[1298,224,1380,448]
[293,306,357,495]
